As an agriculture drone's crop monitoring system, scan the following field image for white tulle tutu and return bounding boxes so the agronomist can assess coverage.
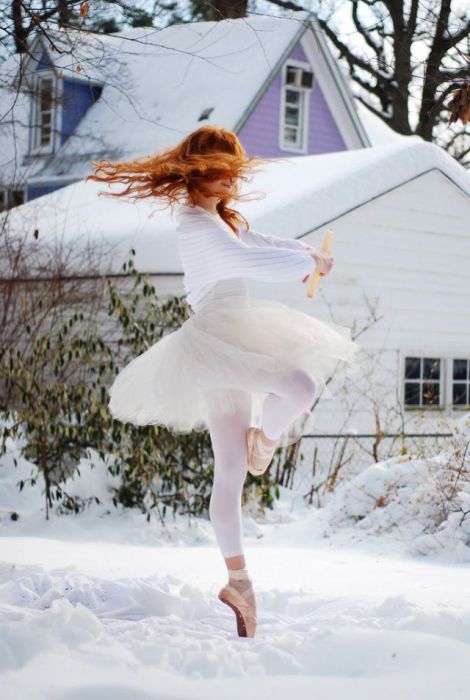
[108,297,361,446]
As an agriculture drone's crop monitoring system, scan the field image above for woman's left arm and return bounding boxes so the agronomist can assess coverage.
[240,227,315,253]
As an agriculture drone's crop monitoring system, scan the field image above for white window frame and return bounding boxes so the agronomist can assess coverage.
[449,356,470,410]
[29,70,60,155]
[399,352,470,413]
[279,59,312,154]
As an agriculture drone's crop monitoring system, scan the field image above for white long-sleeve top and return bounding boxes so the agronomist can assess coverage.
[174,203,316,313]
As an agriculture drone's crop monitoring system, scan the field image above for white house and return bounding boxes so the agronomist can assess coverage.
[4,136,470,438]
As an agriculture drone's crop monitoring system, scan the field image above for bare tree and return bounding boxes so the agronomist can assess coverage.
[2,1,188,58]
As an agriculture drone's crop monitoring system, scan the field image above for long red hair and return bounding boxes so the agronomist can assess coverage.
[87,126,279,233]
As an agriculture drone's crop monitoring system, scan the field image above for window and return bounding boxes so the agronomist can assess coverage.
[452,359,470,408]
[404,356,442,407]
[0,187,26,211]
[31,73,56,151]
[10,189,25,208]
[280,63,313,153]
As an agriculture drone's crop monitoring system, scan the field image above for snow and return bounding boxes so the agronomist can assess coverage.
[3,138,469,278]
[354,101,405,146]
[327,416,470,562]
[1,413,470,697]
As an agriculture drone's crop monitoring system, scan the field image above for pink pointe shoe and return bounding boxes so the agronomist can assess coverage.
[246,426,279,476]
[218,567,257,638]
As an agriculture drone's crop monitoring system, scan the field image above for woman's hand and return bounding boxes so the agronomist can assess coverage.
[307,247,334,277]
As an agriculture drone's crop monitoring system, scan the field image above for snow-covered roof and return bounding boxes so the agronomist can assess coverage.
[3,139,469,279]
[1,10,313,186]
[239,136,470,237]
[354,102,404,146]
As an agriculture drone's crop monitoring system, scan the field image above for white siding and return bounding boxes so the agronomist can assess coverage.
[302,170,469,432]
[78,169,470,437]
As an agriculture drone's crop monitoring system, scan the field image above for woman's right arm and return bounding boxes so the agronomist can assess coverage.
[177,215,316,286]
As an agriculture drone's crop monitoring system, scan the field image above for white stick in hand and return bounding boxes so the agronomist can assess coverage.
[307,227,333,299]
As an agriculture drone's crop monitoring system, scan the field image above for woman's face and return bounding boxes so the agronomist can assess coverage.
[204,175,235,197]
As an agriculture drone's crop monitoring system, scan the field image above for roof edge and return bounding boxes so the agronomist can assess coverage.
[233,10,313,133]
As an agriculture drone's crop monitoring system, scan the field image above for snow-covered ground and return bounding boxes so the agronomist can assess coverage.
[1,414,470,699]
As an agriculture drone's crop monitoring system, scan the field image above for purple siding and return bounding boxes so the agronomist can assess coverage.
[238,41,346,157]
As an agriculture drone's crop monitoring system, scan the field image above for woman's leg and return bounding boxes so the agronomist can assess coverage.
[207,388,251,560]
[205,370,316,618]
[212,367,317,441]
[207,388,256,612]
[260,369,317,440]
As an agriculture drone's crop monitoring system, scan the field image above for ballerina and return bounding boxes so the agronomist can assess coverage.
[88,125,360,638]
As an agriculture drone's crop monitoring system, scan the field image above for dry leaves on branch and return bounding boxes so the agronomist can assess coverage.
[448,83,470,126]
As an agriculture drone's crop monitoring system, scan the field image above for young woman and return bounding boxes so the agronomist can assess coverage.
[88,126,360,638]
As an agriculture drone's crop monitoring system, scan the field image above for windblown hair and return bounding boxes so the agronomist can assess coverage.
[87,126,277,233]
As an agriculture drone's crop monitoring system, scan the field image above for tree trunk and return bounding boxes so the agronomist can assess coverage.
[57,0,71,27]
[203,0,248,20]
[11,0,28,53]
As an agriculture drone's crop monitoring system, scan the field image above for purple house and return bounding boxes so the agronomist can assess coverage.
[0,9,372,208]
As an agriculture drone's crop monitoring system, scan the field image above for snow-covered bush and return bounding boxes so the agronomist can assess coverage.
[327,413,470,556]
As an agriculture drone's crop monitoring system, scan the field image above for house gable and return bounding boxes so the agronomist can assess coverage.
[238,40,347,157]
[35,48,54,71]
[237,14,369,156]
[299,16,370,149]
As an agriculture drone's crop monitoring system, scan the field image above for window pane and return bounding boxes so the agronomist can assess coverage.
[41,126,51,145]
[285,89,300,105]
[404,382,420,405]
[283,126,298,144]
[453,359,468,380]
[286,67,299,85]
[301,70,314,89]
[10,190,24,207]
[40,79,53,110]
[405,357,420,379]
[422,381,440,406]
[453,383,468,405]
[285,106,299,125]
[423,357,440,380]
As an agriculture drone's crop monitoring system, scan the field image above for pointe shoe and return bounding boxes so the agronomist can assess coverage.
[246,426,279,476]
[218,567,257,638]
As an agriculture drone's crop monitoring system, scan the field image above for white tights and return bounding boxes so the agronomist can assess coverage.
[207,369,316,558]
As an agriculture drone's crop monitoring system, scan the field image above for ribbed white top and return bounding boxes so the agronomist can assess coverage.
[174,203,316,313]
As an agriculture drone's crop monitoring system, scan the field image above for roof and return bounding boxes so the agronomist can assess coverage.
[239,137,470,236]
[354,102,404,146]
[0,9,390,189]
[3,139,469,279]
[1,11,312,185]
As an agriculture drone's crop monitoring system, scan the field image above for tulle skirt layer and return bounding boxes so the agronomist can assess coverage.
[108,297,361,446]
